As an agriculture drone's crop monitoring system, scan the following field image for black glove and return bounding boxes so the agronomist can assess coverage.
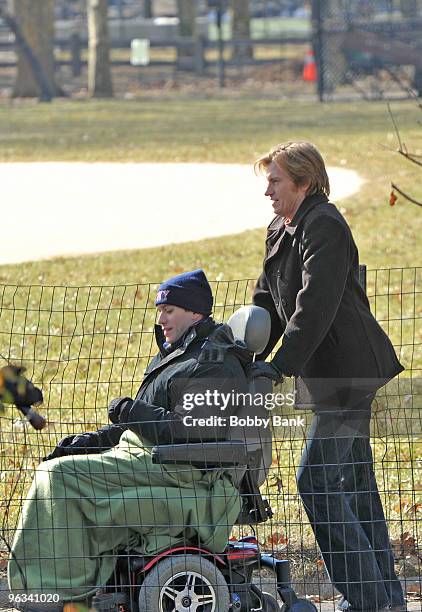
[0,365,43,408]
[117,397,153,425]
[43,425,125,461]
[43,433,78,461]
[116,397,168,445]
[247,361,284,384]
[108,396,133,424]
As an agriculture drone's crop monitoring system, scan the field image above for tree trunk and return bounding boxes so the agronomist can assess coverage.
[12,0,56,98]
[87,0,113,98]
[231,0,253,61]
[177,0,196,70]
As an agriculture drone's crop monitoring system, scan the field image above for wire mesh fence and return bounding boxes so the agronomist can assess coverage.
[312,0,422,101]
[0,267,421,610]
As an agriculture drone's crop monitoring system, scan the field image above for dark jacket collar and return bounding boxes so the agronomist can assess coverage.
[143,318,218,380]
[142,317,251,387]
[154,317,215,356]
[267,193,329,236]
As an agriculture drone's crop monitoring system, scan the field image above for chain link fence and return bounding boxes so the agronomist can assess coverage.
[312,0,422,101]
[0,267,421,607]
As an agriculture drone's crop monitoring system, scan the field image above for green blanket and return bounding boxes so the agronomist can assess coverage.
[8,431,241,601]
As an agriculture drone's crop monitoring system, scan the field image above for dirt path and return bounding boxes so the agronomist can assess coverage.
[0,163,363,265]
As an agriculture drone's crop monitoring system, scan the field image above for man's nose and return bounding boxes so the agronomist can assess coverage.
[265,185,272,197]
[158,312,166,325]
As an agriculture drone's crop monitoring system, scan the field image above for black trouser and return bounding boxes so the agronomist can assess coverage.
[296,396,404,609]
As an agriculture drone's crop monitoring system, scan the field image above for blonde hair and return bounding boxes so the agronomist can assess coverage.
[255,141,330,196]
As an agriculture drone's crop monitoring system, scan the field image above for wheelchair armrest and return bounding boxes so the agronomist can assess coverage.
[151,440,249,468]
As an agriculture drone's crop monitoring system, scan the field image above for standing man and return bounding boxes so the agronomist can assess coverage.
[250,141,405,611]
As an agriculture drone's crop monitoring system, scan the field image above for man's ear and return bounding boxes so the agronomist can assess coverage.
[300,179,312,195]
[192,312,205,323]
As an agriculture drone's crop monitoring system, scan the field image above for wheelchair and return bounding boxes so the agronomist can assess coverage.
[92,306,317,612]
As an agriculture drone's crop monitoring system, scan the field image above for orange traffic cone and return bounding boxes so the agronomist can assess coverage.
[303,49,317,82]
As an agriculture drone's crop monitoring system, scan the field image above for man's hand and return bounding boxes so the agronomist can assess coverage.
[247,361,284,384]
[43,433,96,461]
[43,424,126,461]
[116,398,156,425]
[108,396,133,424]
[43,433,76,461]
[0,365,43,408]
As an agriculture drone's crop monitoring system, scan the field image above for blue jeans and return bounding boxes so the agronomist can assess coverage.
[297,397,404,609]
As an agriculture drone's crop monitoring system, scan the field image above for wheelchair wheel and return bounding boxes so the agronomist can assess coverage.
[138,554,230,611]
[261,591,280,611]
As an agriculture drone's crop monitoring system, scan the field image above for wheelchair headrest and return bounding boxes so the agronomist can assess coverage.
[227,305,271,355]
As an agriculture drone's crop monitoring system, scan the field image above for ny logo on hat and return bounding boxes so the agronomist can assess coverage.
[156,289,170,301]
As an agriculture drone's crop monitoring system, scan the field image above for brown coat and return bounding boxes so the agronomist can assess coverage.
[253,193,403,410]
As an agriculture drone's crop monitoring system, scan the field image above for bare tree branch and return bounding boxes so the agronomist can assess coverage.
[380,143,422,167]
[397,149,422,168]
[391,183,422,208]
[387,101,422,166]
[387,102,403,151]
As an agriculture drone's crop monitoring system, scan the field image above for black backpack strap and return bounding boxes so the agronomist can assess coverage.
[198,338,226,363]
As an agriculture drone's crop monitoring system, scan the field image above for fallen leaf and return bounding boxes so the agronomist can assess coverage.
[274,477,283,492]
[403,502,422,516]
[390,190,398,206]
[266,531,288,547]
[406,582,421,596]
[391,532,417,557]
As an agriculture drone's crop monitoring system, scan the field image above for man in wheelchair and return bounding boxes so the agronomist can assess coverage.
[8,270,269,610]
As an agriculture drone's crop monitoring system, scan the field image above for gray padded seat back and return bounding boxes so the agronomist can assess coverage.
[227,306,273,487]
[228,305,271,355]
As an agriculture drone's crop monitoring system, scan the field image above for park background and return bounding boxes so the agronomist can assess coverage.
[0,0,421,608]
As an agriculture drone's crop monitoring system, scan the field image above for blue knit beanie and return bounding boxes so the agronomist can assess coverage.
[155,269,213,315]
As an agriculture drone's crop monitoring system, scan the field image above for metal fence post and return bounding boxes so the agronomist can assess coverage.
[70,33,82,77]
[216,0,226,88]
[359,264,367,293]
[195,36,205,75]
[311,0,324,102]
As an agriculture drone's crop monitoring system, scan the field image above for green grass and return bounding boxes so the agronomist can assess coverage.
[0,96,421,555]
